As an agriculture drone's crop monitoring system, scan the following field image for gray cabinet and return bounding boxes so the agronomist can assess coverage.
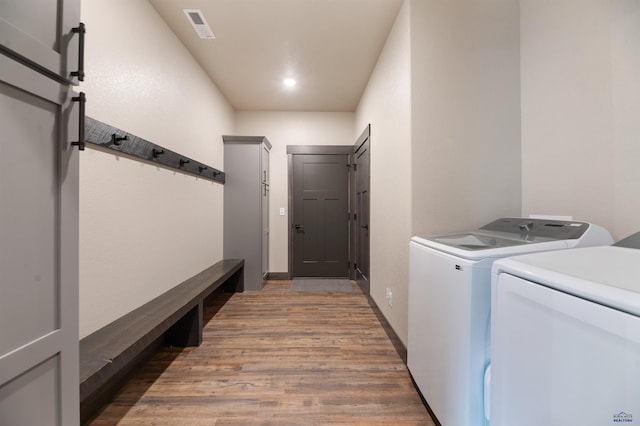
[1,1,81,424]
[0,0,82,83]
[223,136,271,291]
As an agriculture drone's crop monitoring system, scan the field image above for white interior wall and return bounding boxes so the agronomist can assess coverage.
[76,0,640,348]
[235,111,355,274]
[78,0,234,337]
[354,0,521,346]
[520,0,640,240]
[355,1,412,344]
[410,0,522,238]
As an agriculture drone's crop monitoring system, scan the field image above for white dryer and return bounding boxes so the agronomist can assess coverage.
[408,218,613,426]
[490,235,640,426]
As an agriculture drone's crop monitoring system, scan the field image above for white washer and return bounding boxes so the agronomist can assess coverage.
[408,218,613,426]
[490,237,640,426]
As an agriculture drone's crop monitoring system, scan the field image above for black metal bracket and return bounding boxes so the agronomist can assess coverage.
[83,116,225,184]
[111,134,128,146]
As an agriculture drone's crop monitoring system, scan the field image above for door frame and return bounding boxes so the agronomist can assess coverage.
[287,145,355,279]
[353,125,371,294]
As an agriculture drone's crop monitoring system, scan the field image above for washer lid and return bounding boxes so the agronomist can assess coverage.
[409,217,606,260]
[411,232,569,260]
[493,246,640,316]
[431,233,528,250]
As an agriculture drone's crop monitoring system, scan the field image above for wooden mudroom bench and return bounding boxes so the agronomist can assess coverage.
[79,259,244,423]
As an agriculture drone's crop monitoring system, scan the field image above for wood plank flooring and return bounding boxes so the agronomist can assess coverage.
[86,281,434,425]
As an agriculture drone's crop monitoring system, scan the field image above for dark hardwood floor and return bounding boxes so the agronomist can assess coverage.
[86,280,434,425]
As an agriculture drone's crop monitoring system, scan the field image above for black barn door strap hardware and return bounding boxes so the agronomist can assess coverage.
[71,23,86,81]
[71,92,86,150]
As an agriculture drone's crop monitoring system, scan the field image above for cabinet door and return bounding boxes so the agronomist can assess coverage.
[0,0,81,83]
[262,183,269,279]
[261,144,269,280]
[0,55,80,426]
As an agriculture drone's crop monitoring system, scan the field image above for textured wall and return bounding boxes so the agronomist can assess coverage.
[354,0,522,345]
[520,0,640,239]
[78,0,234,337]
[355,0,412,344]
[410,0,522,238]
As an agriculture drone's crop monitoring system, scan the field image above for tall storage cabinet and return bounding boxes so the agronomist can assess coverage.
[1,1,82,424]
[223,136,271,291]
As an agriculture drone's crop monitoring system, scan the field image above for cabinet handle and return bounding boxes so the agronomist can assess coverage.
[71,92,86,151]
[71,23,86,82]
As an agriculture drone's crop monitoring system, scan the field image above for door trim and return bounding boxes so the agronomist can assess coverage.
[353,125,371,293]
[286,145,354,279]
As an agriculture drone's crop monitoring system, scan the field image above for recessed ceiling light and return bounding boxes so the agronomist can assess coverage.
[283,78,297,88]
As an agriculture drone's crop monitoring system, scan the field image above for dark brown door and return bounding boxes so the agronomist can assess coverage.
[291,154,349,277]
[354,126,371,293]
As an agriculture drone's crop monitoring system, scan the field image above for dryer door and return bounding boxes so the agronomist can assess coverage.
[491,273,640,426]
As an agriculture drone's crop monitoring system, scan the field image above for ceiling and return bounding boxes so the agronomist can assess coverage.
[148,0,404,112]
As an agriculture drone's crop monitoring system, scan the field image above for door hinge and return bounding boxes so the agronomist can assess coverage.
[354,213,357,220]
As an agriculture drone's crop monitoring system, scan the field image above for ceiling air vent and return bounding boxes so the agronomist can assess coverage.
[183,9,215,39]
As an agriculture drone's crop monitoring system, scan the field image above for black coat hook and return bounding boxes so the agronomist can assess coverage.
[213,171,221,177]
[199,166,208,173]
[152,149,164,158]
[111,133,128,146]
[180,159,190,167]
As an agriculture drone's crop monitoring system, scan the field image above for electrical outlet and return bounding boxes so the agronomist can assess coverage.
[385,288,393,307]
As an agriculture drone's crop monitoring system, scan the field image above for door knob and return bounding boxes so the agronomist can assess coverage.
[294,224,304,230]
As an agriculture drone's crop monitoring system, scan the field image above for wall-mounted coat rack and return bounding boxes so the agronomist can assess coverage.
[84,117,225,184]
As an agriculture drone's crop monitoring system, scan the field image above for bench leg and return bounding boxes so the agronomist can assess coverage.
[165,302,203,347]
[224,268,244,292]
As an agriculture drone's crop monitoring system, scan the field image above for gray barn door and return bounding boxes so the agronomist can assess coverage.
[354,126,370,293]
[291,154,349,277]
[1,1,81,424]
